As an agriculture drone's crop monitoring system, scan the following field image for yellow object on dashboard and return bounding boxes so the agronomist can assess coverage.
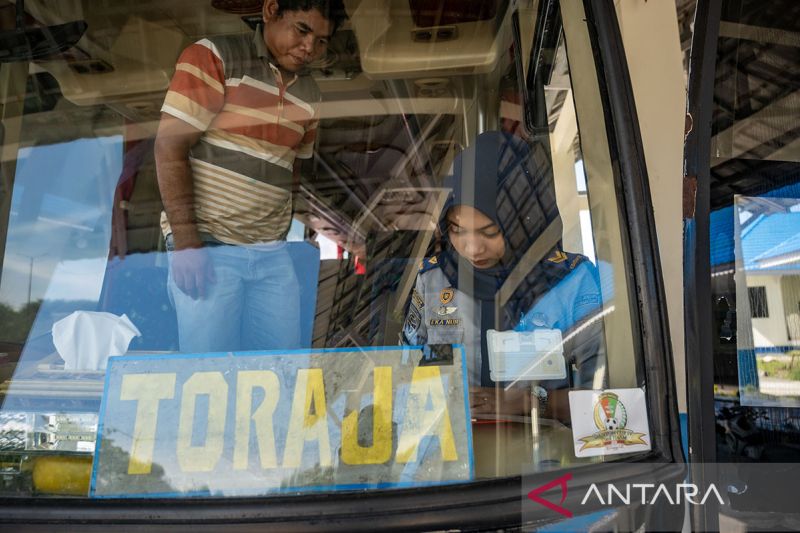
[32,456,92,496]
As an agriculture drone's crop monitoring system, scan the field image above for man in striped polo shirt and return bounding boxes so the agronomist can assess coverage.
[155,0,346,352]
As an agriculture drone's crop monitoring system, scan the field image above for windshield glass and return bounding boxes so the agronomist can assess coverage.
[0,0,648,499]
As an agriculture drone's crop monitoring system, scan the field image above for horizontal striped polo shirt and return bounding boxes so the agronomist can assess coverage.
[160,24,320,244]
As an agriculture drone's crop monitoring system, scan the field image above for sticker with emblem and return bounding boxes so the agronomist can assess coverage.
[430,318,461,327]
[440,288,455,305]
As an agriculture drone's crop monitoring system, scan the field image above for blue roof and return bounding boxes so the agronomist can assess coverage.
[710,206,800,271]
[741,212,800,272]
[709,179,800,268]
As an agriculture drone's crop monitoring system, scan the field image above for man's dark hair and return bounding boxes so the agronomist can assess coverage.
[275,0,348,34]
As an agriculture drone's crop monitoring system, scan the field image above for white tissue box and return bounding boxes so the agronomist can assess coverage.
[52,311,141,371]
[486,329,566,381]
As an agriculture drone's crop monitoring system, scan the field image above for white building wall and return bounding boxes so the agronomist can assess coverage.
[749,275,789,348]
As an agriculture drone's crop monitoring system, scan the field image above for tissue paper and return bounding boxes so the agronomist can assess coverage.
[52,311,141,371]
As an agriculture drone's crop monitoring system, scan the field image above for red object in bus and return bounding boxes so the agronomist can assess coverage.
[354,256,366,275]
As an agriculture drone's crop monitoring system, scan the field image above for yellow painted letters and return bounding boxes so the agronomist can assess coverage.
[341,366,393,465]
[176,372,228,472]
[283,368,331,468]
[233,370,280,470]
[120,373,176,475]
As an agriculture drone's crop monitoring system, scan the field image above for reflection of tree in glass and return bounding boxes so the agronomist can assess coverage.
[95,438,175,495]
[0,299,98,364]
[0,300,41,344]
[281,462,335,490]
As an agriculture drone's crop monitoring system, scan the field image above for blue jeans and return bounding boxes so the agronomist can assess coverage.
[167,238,301,353]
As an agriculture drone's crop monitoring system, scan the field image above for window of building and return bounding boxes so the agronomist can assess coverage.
[748,286,769,318]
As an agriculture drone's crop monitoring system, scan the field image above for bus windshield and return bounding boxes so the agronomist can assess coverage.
[0,0,650,500]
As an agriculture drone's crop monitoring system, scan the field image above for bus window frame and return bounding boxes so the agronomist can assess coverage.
[682,0,723,531]
[578,0,683,464]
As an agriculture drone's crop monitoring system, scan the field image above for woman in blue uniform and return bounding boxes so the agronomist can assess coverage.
[402,131,607,419]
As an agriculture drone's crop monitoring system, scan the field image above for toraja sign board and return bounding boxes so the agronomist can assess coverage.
[90,347,473,497]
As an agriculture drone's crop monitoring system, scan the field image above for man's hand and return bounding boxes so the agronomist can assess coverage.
[170,246,216,300]
[469,386,531,417]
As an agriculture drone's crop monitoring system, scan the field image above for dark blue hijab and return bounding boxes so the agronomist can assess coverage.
[436,131,581,384]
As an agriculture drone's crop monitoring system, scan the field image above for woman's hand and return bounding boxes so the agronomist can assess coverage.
[469,386,531,416]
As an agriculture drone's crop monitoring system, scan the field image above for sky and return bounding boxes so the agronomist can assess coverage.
[0,135,122,309]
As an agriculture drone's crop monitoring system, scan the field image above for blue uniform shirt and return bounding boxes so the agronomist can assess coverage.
[403,255,608,388]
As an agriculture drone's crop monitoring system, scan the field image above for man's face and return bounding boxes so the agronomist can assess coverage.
[262,0,333,73]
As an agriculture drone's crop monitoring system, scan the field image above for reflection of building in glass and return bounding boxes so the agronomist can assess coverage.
[738,207,800,352]
[734,198,800,405]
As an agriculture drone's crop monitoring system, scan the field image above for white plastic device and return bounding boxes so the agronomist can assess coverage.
[486,329,566,381]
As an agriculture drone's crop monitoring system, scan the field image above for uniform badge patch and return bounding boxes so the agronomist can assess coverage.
[548,250,568,263]
[440,288,455,305]
[436,306,458,316]
[430,318,461,327]
[404,307,421,333]
[411,288,424,309]
[576,294,600,306]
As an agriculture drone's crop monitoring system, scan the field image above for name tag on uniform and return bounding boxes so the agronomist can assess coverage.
[486,329,566,381]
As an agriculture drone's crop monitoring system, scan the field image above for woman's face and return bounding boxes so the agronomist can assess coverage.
[446,205,506,269]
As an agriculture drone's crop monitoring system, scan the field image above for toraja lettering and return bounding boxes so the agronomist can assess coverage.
[91,347,472,497]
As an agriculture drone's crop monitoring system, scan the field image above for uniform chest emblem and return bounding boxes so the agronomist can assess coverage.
[440,288,455,305]
[436,305,458,316]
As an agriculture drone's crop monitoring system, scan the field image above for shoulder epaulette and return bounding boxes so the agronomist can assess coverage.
[546,250,588,271]
[418,256,440,273]
[568,253,587,270]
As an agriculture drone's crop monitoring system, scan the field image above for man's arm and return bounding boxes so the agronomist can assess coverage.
[155,113,214,299]
[155,113,203,249]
